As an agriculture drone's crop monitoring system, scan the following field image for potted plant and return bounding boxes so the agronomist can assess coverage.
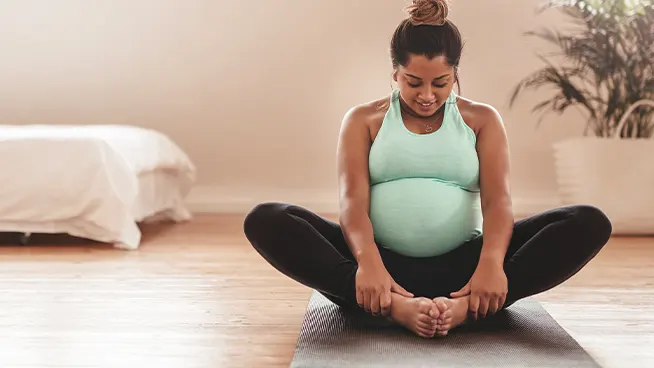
[510,0,654,234]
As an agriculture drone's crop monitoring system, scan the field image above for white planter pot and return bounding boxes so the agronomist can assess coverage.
[552,137,654,235]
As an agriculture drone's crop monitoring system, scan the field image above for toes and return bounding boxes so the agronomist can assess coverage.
[439,315,452,324]
[418,314,433,324]
[436,299,449,313]
[429,302,441,318]
[418,319,437,334]
[432,297,450,313]
[437,311,452,324]
[418,299,435,315]
[420,320,438,334]
[436,322,452,331]
[418,320,433,330]
[417,326,435,338]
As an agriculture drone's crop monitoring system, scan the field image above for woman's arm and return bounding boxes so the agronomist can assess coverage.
[336,104,414,316]
[451,103,513,319]
[336,106,380,265]
[476,104,514,264]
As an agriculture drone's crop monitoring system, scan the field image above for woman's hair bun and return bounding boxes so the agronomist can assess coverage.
[405,0,449,26]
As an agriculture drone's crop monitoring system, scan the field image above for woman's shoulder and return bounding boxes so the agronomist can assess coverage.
[341,94,392,137]
[454,95,504,135]
[344,95,392,123]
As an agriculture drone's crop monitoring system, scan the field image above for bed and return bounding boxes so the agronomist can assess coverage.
[0,124,197,250]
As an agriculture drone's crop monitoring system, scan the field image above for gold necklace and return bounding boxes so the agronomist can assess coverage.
[399,98,445,133]
[419,107,445,133]
[422,120,438,133]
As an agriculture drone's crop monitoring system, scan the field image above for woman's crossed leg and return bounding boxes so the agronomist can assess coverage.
[243,202,612,337]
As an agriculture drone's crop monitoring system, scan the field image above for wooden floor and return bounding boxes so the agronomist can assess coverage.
[0,214,652,368]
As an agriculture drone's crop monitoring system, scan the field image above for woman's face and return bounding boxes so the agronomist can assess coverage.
[393,54,456,118]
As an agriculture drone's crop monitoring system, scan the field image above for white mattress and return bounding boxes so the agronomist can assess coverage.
[0,124,196,249]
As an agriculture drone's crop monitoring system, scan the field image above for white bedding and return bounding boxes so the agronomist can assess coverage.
[0,124,196,249]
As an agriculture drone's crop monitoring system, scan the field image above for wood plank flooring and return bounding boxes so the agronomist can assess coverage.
[0,214,652,368]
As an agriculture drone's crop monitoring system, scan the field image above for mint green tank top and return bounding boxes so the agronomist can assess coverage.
[368,89,483,258]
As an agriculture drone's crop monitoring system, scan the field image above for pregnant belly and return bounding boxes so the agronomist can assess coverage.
[369,178,483,257]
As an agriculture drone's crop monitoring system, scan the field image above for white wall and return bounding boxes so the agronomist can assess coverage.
[0,0,587,215]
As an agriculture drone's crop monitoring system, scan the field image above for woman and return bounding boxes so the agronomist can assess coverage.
[243,0,612,338]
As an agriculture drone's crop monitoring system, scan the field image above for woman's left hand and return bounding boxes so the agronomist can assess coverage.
[450,258,508,320]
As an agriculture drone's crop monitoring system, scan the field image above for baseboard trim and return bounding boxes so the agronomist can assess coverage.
[185,185,340,214]
[185,185,561,217]
[512,195,562,217]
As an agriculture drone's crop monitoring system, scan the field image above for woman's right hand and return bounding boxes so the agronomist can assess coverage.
[356,257,414,316]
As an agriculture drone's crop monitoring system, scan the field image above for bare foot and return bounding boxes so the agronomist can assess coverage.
[432,295,470,336]
[389,293,438,338]
[431,297,451,336]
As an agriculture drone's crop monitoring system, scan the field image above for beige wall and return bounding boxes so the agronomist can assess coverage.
[0,0,587,214]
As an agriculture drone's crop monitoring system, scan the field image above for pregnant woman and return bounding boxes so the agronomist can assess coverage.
[243,0,612,338]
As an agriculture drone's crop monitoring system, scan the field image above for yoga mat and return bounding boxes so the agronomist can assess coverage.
[290,291,600,368]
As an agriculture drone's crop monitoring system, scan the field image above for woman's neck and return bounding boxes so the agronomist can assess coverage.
[399,96,446,122]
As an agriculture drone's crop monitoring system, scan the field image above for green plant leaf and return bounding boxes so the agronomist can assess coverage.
[511,0,654,138]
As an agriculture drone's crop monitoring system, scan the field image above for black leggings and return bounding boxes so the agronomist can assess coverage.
[243,202,612,311]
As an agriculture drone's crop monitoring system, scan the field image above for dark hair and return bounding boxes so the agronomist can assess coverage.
[390,0,464,91]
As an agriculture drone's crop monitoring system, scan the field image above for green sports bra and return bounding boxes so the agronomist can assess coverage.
[367,89,483,257]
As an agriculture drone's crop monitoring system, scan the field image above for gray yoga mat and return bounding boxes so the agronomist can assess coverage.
[290,291,601,368]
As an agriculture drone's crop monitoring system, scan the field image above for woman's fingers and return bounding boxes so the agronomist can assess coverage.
[356,289,364,308]
[380,289,392,316]
[363,289,371,313]
[371,289,381,315]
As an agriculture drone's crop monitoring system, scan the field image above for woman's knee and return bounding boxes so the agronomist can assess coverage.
[571,204,613,245]
[243,202,287,241]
